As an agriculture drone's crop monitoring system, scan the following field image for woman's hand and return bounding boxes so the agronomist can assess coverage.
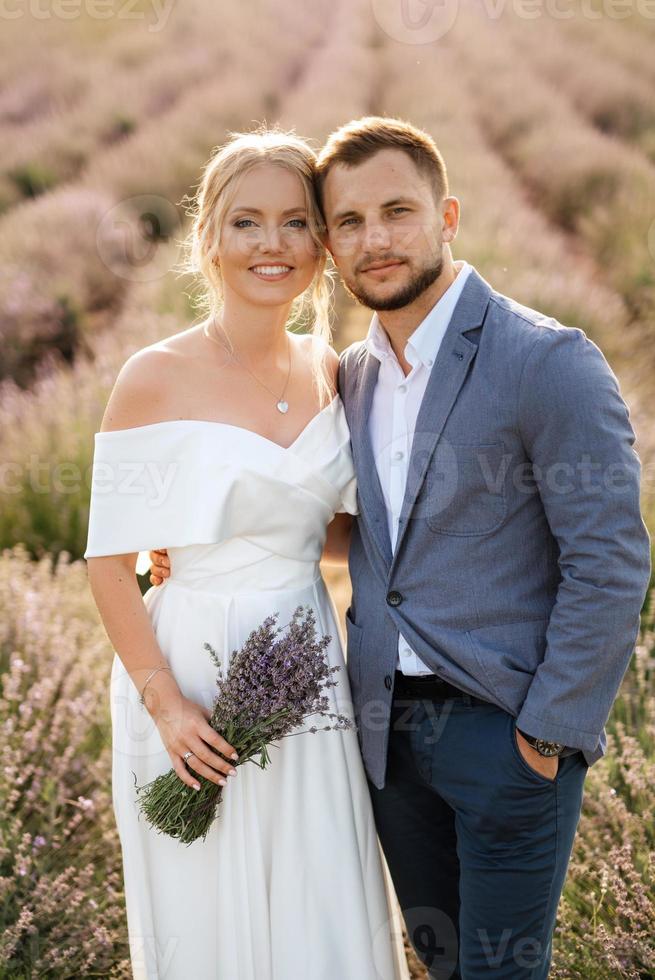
[148,547,171,586]
[149,684,239,791]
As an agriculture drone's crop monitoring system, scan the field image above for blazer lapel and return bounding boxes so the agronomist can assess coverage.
[389,268,493,570]
[350,347,394,567]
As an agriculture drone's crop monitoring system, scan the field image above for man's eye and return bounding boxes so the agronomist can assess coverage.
[390,207,409,215]
[339,218,359,228]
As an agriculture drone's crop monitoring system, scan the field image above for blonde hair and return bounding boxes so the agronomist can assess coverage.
[177,124,335,407]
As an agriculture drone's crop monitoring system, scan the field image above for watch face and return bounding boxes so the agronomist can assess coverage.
[536,739,563,757]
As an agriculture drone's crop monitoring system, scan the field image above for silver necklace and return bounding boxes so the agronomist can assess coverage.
[203,316,292,414]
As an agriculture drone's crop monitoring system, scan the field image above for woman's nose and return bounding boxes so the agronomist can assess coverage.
[261,226,285,253]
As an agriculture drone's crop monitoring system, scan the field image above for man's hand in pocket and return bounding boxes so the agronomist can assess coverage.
[515,728,559,781]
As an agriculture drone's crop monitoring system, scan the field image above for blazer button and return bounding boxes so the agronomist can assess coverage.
[386,590,403,607]
[384,674,393,690]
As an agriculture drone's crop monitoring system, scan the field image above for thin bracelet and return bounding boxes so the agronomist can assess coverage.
[138,665,172,708]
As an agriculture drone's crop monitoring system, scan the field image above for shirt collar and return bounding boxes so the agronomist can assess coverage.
[365,260,473,369]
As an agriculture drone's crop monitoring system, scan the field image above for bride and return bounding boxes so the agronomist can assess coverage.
[84,126,409,980]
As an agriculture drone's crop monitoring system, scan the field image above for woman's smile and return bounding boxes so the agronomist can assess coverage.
[249,263,295,281]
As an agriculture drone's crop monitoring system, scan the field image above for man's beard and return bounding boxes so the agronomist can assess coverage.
[342,254,444,311]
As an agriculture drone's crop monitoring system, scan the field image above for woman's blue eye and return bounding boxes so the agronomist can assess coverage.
[234,217,307,229]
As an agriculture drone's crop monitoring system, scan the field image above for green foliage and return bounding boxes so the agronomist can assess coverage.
[8,163,58,199]
[107,114,136,140]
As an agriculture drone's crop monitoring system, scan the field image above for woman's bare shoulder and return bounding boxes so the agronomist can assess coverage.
[99,326,206,432]
[295,332,339,392]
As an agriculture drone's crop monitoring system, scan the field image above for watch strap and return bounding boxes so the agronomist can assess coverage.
[516,726,566,756]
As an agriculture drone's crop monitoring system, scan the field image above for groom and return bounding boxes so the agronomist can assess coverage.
[312,117,651,979]
[148,117,651,978]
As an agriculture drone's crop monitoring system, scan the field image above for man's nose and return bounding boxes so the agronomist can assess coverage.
[363,221,392,252]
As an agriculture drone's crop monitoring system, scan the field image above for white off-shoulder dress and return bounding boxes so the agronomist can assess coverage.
[84,394,409,980]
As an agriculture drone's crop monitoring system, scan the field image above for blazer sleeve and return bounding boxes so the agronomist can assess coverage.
[515,326,651,751]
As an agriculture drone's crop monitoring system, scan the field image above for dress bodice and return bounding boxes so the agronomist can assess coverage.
[83,395,358,585]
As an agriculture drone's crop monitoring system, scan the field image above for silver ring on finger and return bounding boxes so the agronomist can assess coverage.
[183,751,195,762]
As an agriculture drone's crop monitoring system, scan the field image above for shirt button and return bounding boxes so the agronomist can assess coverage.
[426,358,433,366]
[398,384,407,393]
[392,450,404,461]
[386,590,403,607]
[402,647,412,658]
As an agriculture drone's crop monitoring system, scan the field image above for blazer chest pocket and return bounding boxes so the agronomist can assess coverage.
[423,441,508,536]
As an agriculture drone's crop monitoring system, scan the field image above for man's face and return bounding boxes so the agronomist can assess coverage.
[322,148,455,311]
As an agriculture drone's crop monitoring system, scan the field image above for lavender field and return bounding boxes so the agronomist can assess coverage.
[0,0,654,976]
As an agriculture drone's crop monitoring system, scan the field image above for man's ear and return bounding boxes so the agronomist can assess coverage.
[441,196,460,244]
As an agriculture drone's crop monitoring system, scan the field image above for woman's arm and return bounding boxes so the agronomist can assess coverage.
[86,351,239,789]
[86,554,238,789]
[86,552,181,713]
[90,348,178,714]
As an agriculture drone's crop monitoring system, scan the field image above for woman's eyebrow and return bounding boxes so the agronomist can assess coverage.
[228,206,308,217]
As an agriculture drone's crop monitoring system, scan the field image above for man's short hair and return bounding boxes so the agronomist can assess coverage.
[315,115,449,213]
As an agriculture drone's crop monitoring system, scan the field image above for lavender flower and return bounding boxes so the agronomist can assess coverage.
[134,605,354,845]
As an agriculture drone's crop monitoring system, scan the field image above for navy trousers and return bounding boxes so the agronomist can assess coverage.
[367,676,589,979]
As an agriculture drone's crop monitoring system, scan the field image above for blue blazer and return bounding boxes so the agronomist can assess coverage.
[338,265,652,790]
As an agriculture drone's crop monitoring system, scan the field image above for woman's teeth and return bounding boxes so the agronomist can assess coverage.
[250,265,292,277]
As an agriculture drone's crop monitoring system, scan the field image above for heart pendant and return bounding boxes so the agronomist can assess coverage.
[277,400,289,414]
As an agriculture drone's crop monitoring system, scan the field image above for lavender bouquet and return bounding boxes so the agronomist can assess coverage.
[134,605,354,845]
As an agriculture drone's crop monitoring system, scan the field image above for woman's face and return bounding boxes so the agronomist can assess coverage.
[216,162,322,308]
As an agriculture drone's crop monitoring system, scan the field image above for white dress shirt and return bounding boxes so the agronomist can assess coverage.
[365,260,473,675]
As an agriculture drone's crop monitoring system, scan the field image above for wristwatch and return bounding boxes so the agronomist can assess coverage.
[516,727,566,757]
